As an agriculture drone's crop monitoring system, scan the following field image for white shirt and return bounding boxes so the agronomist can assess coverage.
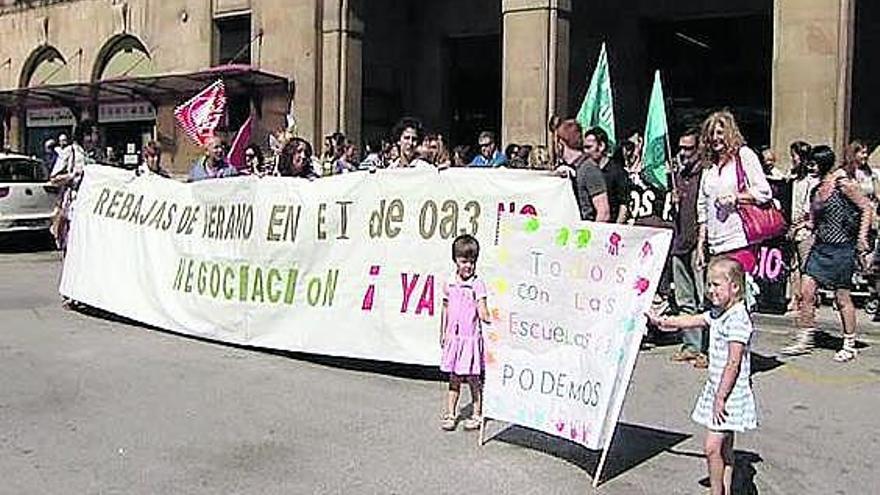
[389,157,433,169]
[697,146,773,254]
[50,143,88,177]
[854,167,878,200]
[790,175,819,240]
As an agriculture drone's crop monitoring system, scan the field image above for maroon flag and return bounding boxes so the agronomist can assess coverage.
[174,79,226,146]
[226,115,254,171]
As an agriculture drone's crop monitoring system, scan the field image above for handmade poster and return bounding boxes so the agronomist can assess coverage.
[482,215,672,450]
[60,166,580,366]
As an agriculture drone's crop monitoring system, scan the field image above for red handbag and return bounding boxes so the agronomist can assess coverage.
[734,150,787,244]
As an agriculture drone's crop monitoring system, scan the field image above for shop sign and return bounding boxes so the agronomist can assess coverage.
[98,102,157,123]
[26,107,76,127]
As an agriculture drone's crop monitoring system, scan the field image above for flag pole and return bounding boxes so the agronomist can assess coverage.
[665,127,678,193]
[659,71,678,201]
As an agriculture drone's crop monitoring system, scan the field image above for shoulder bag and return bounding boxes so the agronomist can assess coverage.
[735,149,787,244]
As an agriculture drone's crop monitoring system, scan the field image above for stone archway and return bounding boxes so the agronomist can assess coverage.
[91,34,154,81]
[19,45,69,88]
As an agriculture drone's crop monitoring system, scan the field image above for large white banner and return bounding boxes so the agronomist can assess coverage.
[483,215,671,450]
[61,166,580,365]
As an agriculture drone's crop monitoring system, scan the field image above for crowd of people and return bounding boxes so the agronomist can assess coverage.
[184,118,558,181]
[646,112,876,368]
[40,107,880,495]
[435,109,877,495]
[43,112,880,367]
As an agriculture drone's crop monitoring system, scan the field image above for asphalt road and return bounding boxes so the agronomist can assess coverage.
[1,239,879,494]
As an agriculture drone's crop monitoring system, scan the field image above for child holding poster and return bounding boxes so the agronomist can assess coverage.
[440,234,490,431]
[647,258,757,495]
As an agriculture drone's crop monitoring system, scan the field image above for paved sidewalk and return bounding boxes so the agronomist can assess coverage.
[2,248,878,494]
[755,306,880,345]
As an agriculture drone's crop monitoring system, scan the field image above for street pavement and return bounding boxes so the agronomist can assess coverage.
[1,241,879,494]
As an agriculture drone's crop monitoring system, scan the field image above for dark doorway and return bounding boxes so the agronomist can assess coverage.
[850,1,880,147]
[26,126,72,158]
[643,14,772,145]
[101,123,153,168]
[447,35,501,148]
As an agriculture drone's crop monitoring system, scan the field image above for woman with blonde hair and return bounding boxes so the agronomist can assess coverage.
[695,110,773,275]
[529,145,551,170]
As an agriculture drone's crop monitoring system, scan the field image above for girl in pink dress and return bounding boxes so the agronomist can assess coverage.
[440,234,490,431]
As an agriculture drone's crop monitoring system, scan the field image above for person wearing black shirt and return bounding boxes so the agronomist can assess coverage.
[584,127,630,223]
[553,120,610,222]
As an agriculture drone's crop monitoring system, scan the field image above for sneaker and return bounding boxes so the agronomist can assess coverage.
[692,354,709,369]
[780,329,815,356]
[462,416,482,431]
[440,414,457,431]
[779,342,813,356]
[671,349,698,362]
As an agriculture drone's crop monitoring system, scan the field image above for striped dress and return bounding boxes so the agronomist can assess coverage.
[691,302,758,432]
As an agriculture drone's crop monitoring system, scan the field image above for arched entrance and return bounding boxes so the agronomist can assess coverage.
[92,35,157,165]
[19,45,75,156]
[20,45,71,88]
[92,34,155,81]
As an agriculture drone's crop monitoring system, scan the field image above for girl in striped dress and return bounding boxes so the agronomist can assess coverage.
[648,257,757,495]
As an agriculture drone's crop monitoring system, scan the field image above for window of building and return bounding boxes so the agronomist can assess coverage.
[214,14,251,66]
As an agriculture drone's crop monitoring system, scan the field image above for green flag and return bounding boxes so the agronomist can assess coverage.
[576,43,616,150]
[642,70,669,191]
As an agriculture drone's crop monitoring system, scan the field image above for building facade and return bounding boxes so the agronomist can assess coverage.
[0,0,873,172]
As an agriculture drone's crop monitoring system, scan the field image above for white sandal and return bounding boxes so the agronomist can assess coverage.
[832,348,857,362]
[833,337,858,363]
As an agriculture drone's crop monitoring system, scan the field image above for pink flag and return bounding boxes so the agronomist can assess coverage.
[174,79,226,146]
[226,115,253,171]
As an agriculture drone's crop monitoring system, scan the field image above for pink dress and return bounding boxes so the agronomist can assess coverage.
[440,275,487,376]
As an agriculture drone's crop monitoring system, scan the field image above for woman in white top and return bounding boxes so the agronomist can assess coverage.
[387,117,433,169]
[696,111,773,274]
[845,140,880,320]
[844,141,879,201]
[787,141,818,314]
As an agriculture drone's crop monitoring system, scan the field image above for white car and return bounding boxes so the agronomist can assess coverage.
[0,153,57,234]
